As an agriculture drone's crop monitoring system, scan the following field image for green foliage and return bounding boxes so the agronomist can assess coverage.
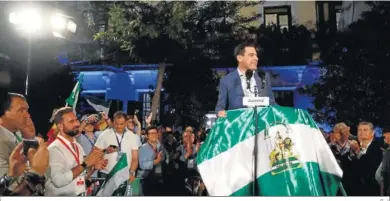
[257,24,314,66]
[94,2,262,127]
[301,2,390,128]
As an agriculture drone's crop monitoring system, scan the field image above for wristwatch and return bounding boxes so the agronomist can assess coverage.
[129,171,136,176]
[0,175,14,188]
[25,171,45,186]
[81,161,88,169]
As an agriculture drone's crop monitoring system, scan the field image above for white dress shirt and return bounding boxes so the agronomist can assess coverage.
[45,135,86,196]
[95,128,139,174]
[237,68,257,97]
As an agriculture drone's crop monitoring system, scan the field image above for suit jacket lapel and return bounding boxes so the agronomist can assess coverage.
[0,127,17,152]
[234,69,244,96]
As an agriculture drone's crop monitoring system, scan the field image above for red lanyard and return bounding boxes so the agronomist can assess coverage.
[57,137,80,164]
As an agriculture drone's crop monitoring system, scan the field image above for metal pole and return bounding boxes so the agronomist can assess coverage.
[25,35,32,96]
[253,106,259,196]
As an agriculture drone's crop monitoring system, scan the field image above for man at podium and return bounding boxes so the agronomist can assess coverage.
[215,42,276,118]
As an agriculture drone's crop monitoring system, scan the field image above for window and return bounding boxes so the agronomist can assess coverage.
[335,3,342,31]
[316,1,342,32]
[264,6,292,30]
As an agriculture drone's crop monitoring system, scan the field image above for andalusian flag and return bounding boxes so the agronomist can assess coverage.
[65,73,84,110]
[96,153,129,196]
[197,106,343,196]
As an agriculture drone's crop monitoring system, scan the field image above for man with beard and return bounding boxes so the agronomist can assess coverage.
[45,107,107,196]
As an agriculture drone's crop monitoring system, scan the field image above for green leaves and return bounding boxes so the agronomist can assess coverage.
[302,2,390,128]
[91,1,264,127]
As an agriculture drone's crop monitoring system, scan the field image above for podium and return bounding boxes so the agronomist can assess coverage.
[196,106,343,196]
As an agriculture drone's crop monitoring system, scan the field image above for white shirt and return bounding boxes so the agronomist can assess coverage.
[237,68,257,97]
[360,140,372,154]
[45,135,86,196]
[356,140,373,159]
[126,128,142,147]
[95,128,139,174]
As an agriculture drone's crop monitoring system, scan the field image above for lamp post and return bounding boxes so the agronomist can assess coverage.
[8,7,77,96]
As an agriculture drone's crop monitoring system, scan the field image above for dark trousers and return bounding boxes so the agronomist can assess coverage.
[140,177,164,196]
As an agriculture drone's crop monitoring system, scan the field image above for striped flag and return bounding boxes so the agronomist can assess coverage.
[96,153,129,196]
[197,106,343,196]
[65,74,84,110]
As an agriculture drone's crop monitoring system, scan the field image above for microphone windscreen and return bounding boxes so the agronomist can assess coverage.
[245,70,253,80]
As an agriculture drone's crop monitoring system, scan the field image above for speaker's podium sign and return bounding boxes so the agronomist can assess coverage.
[197,106,343,196]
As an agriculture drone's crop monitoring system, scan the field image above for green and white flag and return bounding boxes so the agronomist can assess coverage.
[197,106,343,196]
[96,153,129,196]
[65,73,84,110]
[84,95,111,115]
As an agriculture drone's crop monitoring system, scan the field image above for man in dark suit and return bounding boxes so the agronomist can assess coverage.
[215,42,276,118]
[349,121,383,196]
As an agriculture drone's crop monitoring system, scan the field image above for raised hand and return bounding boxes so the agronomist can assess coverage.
[28,137,49,176]
[8,143,27,177]
[94,159,108,170]
[85,148,104,167]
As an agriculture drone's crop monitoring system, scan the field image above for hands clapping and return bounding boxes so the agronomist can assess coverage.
[9,137,49,177]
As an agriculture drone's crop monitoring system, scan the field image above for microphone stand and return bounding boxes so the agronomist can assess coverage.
[252,75,265,196]
[247,70,265,196]
[253,86,259,196]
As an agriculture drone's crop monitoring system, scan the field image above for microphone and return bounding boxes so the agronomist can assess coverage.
[245,70,253,90]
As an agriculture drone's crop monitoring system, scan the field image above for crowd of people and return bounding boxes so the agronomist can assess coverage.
[324,122,390,196]
[0,91,209,196]
[1,88,390,196]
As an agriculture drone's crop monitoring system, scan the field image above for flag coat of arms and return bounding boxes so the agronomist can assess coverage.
[197,106,343,196]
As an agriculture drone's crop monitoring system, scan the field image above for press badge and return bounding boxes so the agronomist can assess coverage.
[75,175,86,196]
[117,152,125,161]
[187,159,195,169]
[155,165,162,175]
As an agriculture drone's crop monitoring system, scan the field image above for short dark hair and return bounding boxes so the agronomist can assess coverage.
[2,93,26,112]
[146,125,158,135]
[113,111,127,121]
[52,107,74,124]
[234,42,257,57]
[382,126,390,134]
